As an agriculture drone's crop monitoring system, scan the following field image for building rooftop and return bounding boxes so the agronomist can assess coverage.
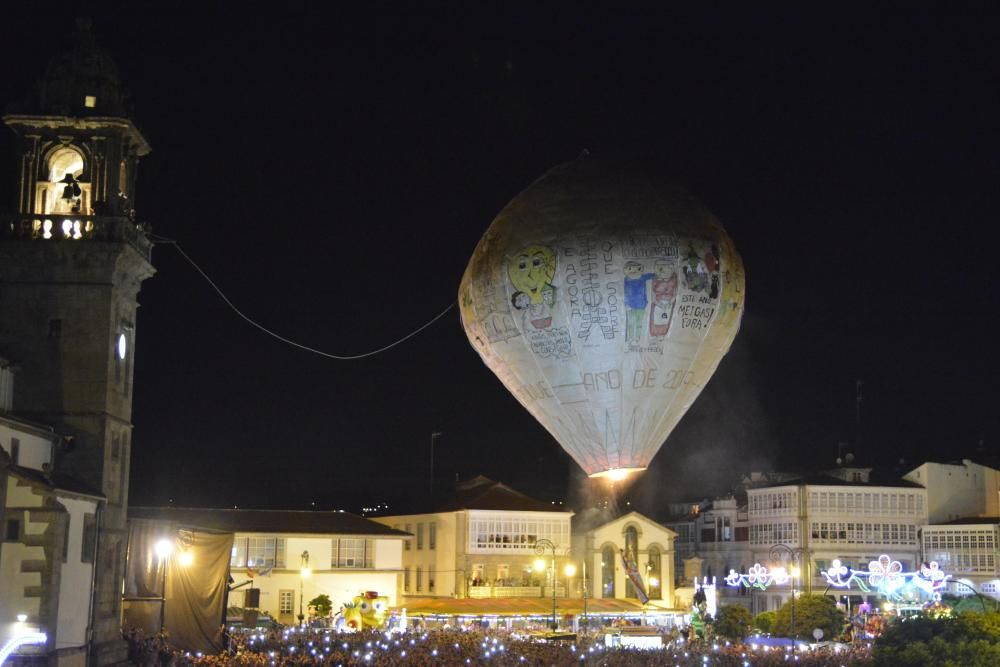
[128,506,411,537]
[750,473,925,490]
[934,516,1000,526]
[7,463,104,499]
[436,475,569,513]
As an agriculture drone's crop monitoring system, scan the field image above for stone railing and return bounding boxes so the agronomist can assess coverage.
[3,214,153,260]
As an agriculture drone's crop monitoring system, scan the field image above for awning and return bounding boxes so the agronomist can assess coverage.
[395,597,685,617]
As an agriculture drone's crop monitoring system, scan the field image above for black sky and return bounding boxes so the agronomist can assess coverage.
[2,4,997,515]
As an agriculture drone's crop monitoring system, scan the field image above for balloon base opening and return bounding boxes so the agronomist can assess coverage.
[588,467,646,482]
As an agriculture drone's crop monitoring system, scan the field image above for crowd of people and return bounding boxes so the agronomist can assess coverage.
[124,625,874,666]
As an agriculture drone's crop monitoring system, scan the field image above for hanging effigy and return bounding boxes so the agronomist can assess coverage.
[724,555,951,600]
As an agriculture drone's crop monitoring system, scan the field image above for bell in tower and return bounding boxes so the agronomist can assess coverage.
[0,18,155,665]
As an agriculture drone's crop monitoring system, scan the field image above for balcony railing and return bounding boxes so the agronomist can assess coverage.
[3,214,153,260]
[468,584,567,599]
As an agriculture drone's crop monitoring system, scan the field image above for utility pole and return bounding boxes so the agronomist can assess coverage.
[430,432,442,497]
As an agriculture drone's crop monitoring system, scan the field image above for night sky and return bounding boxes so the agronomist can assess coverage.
[1,5,997,515]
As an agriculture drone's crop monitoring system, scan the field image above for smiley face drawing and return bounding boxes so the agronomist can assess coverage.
[508,246,556,304]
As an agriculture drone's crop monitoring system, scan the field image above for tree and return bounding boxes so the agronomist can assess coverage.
[873,611,1000,666]
[770,594,844,640]
[309,594,333,617]
[753,610,776,634]
[713,605,753,641]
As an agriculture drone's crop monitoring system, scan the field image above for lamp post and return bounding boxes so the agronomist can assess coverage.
[790,564,800,641]
[769,544,808,641]
[155,538,174,635]
[534,538,558,630]
[298,551,311,626]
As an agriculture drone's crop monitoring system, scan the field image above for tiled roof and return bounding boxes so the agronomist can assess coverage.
[438,477,567,513]
[128,507,410,537]
[6,463,103,498]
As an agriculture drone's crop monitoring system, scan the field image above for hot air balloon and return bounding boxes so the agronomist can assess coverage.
[459,159,745,480]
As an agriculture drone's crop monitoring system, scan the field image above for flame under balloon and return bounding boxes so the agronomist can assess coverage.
[460,159,745,478]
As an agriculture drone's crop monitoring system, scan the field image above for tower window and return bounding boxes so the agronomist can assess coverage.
[84,95,97,108]
[5,519,19,541]
[39,146,88,216]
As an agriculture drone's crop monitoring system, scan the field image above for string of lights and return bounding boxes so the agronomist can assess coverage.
[148,235,456,360]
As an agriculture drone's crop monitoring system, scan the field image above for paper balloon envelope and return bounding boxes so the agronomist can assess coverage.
[459,159,745,479]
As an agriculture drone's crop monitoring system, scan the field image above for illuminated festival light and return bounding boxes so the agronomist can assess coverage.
[726,553,951,600]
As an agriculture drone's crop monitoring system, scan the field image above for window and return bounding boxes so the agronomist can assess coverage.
[601,545,616,598]
[647,547,662,600]
[82,513,96,562]
[9,438,19,465]
[416,566,423,592]
[405,524,412,550]
[467,513,570,553]
[231,536,286,569]
[332,538,372,568]
[6,518,19,540]
[429,522,437,550]
[429,565,436,592]
[84,95,97,108]
[63,515,70,562]
[404,567,410,592]
[417,523,424,550]
[41,146,88,216]
[279,590,295,614]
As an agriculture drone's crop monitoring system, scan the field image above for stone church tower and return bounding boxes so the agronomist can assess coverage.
[0,20,154,664]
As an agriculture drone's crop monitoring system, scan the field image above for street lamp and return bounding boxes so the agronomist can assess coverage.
[298,551,311,626]
[534,538,558,630]
[154,538,194,635]
[564,563,576,595]
[770,544,808,641]
[790,565,800,641]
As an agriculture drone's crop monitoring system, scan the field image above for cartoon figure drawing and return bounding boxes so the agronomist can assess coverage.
[681,243,709,293]
[623,261,656,347]
[511,287,554,330]
[649,261,678,337]
[681,242,721,297]
[508,246,556,304]
[512,287,572,358]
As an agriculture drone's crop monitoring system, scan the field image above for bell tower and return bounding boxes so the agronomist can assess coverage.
[0,19,154,664]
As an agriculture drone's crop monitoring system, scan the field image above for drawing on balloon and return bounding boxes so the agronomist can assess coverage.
[464,277,521,348]
[648,260,679,338]
[681,241,721,298]
[507,245,556,304]
[623,260,656,349]
[508,245,573,359]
